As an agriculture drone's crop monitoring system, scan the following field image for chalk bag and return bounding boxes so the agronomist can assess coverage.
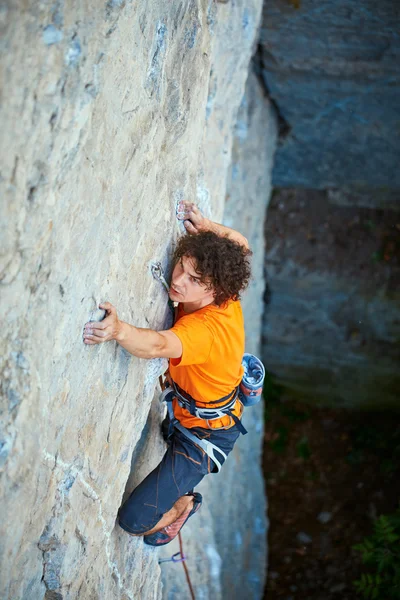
[239,353,265,407]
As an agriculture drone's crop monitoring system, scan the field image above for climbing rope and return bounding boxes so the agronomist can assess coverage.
[158,534,196,599]
[178,532,196,600]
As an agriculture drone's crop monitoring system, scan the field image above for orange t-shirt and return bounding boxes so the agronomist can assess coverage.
[169,300,245,429]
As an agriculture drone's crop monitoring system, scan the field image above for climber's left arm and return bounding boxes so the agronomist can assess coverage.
[83,302,182,359]
[177,201,250,249]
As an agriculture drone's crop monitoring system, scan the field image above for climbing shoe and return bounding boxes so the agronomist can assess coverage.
[143,492,202,547]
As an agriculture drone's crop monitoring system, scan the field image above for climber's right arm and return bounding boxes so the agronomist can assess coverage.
[83,302,182,359]
[115,322,183,359]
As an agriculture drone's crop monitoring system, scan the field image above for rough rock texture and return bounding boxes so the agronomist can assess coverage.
[1,1,275,599]
[262,189,400,410]
[259,0,400,194]
[258,0,400,409]
[159,69,278,598]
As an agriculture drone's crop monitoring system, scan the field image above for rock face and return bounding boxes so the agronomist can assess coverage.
[262,189,400,410]
[1,1,275,599]
[259,0,400,193]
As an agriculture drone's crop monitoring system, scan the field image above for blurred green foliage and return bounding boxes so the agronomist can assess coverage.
[354,508,400,599]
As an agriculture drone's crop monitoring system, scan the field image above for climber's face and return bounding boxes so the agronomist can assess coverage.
[169,256,215,309]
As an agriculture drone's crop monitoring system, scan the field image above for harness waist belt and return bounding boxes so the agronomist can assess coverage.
[171,380,247,435]
[173,381,239,420]
[160,387,228,472]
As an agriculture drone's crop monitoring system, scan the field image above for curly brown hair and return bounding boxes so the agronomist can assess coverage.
[173,231,252,306]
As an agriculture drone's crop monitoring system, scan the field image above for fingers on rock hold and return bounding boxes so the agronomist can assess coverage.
[89,308,107,322]
[184,220,196,233]
[99,302,113,311]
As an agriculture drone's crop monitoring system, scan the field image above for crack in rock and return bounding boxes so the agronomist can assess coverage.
[42,451,134,600]
[38,527,65,599]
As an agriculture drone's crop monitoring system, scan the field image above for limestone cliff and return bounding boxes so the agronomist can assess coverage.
[0,1,276,599]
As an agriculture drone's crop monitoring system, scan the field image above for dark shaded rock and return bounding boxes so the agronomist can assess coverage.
[262,188,400,409]
[317,511,332,524]
[297,531,312,544]
[145,22,168,100]
[260,0,400,193]
[38,529,65,594]
[7,389,20,411]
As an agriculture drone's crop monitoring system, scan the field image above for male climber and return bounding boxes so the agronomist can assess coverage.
[83,202,251,545]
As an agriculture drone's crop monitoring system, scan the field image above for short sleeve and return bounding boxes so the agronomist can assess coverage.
[170,313,214,367]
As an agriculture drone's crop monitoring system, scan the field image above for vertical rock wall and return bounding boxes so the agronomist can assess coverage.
[1,1,275,599]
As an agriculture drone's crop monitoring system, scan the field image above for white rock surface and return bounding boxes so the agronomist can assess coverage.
[0,1,276,598]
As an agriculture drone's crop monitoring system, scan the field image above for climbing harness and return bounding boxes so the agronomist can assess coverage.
[171,380,247,434]
[159,383,228,473]
[159,352,265,471]
[152,262,265,472]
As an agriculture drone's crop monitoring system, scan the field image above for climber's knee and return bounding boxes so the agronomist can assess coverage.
[118,501,161,536]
